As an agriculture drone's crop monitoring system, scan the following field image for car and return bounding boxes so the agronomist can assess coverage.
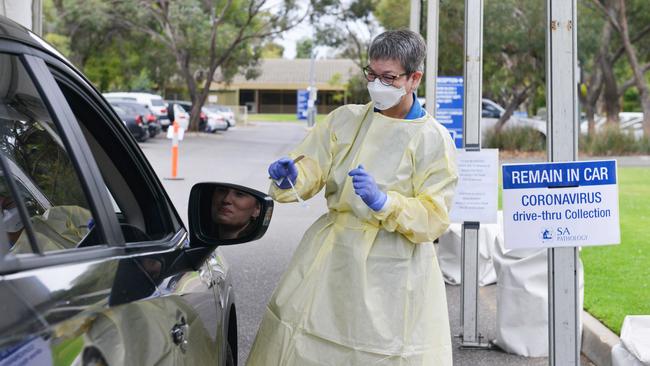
[203,106,230,132]
[418,97,547,143]
[103,92,171,129]
[109,100,162,139]
[0,15,274,366]
[205,104,237,127]
[579,112,645,140]
[111,104,150,142]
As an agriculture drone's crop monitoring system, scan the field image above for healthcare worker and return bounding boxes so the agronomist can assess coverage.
[247,29,458,366]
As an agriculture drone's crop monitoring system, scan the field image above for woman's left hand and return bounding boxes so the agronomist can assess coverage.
[348,165,387,211]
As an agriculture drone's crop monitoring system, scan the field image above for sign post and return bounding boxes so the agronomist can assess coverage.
[425,0,439,117]
[546,0,580,364]
[459,0,488,349]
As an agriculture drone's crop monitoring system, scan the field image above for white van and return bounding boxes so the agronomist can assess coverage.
[103,92,171,127]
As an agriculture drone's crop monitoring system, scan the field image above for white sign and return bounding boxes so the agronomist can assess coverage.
[502,160,620,249]
[208,95,218,103]
[166,126,185,141]
[0,336,52,366]
[449,149,499,223]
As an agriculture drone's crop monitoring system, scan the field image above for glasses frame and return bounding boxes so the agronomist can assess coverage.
[363,66,410,86]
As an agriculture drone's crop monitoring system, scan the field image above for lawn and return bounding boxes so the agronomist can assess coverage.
[248,113,326,123]
[581,167,650,334]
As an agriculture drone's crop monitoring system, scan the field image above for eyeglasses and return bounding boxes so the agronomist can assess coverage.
[363,66,409,86]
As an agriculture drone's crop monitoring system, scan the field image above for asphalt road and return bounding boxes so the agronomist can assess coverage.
[140,121,599,366]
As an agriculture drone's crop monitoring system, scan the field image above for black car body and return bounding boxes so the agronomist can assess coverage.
[0,16,272,366]
[109,99,162,138]
[110,103,150,142]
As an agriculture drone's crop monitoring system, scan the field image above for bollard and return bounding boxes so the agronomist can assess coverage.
[164,120,184,180]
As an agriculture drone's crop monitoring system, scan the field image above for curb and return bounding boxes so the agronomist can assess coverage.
[582,311,620,366]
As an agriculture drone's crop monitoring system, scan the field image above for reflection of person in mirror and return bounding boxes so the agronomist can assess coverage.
[211,187,261,239]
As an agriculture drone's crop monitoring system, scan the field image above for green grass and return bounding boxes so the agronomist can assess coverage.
[248,113,326,123]
[52,336,84,365]
[581,167,650,334]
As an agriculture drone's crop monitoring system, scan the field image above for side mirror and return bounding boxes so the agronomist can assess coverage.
[188,183,273,247]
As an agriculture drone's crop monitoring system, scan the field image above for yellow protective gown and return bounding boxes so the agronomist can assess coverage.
[247,103,458,366]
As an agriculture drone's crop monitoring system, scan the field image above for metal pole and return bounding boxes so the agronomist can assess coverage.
[307,50,316,127]
[546,0,580,364]
[463,0,483,150]
[31,0,42,35]
[425,0,439,116]
[459,0,487,349]
[410,0,421,34]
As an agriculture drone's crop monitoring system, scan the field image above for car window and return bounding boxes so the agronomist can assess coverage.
[151,99,164,106]
[52,74,178,243]
[0,54,97,254]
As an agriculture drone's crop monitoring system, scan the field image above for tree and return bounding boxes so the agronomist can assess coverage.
[482,0,545,132]
[261,42,285,58]
[115,0,305,131]
[295,38,314,59]
[589,0,650,137]
[45,0,120,69]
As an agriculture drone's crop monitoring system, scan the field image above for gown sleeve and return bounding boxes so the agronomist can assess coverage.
[269,110,337,203]
[372,123,458,243]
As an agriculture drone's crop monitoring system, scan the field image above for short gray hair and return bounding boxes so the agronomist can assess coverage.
[368,30,426,73]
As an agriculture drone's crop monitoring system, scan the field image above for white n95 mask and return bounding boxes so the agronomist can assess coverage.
[367,79,406,110]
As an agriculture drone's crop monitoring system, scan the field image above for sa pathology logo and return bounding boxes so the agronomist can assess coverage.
[540,227,553,242]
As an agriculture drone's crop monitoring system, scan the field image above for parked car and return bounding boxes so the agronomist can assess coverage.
[203,106,230,132]
[0,15,274,366]
[111,104,150,142]
[109,99,162,138]
[103,92,171,128]
[205,104,237,127]
[579,112,644,140]
[166,102,191,130]
[418,97,547,143]
[479,98,547,140]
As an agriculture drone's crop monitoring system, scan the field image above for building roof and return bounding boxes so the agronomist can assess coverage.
[211,58,359,91]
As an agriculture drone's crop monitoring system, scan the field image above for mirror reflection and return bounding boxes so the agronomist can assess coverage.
[210,186,261,240]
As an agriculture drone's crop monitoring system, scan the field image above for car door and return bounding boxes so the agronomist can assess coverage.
[45,57,228,365]
[0,43,225,365]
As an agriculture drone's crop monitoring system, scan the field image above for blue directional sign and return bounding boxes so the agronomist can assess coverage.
[435,76,464,148]
[297,89,309,120]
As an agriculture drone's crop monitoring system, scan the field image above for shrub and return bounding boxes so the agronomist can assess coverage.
[483,126,546,151]
[579,125,644,155]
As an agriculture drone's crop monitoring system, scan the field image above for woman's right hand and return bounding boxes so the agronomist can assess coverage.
[268,157,298,189]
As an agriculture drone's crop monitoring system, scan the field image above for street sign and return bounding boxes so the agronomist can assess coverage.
[297,89,309,120]
[436,76,464,148]
[502,160,620,249]
[449,149,498,223]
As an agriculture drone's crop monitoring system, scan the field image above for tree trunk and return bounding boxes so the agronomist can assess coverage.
[618,0,650,138]
[600,54,621,125]
[582,21,611,135]
[495,84,532,133]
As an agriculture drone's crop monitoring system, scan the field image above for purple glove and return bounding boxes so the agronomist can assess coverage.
[348,165,387,211]
[269,157,298,189]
